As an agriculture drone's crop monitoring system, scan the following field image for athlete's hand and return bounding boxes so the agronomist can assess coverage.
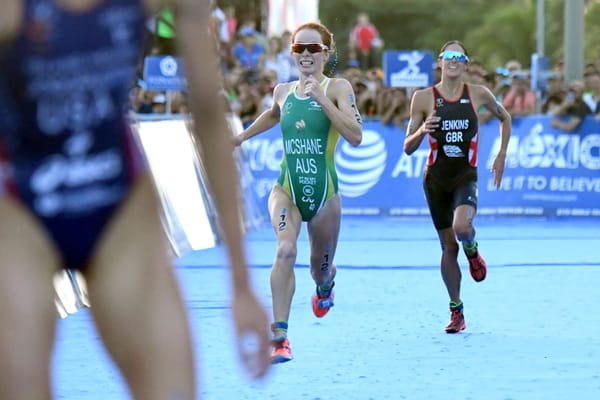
[421,110,440,134]
[492,152,506,188]
[304,74,325,102]
[231,287,271,379]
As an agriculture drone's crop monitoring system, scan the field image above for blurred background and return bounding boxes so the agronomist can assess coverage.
[223,0,600,74]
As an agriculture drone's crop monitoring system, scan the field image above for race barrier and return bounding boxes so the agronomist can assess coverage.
[132,113,266,256]
[134,117,218,255]
[239,115,600,218]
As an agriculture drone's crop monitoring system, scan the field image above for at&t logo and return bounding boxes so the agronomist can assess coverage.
[335,130,386,197]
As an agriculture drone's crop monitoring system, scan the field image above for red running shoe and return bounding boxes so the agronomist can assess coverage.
[311,282,335,318]
[467,251,487,282]
[445,309,466,334]
[270,338,293,364]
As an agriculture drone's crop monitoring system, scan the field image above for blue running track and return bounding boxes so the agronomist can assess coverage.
[52,217,600,399]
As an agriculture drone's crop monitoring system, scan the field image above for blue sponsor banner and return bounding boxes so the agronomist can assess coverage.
[477,116,600,217]
[143,56,187,91]
[239,116,600,218]
[383,50,434,88]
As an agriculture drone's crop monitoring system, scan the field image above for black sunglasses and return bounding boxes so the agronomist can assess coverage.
[291,43,329,54]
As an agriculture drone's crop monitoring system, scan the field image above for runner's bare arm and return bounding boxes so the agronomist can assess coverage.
[474,84,512,188]
[404,90,430,155]
[318,78,363,147]
[476,85,511,154]
[171,0,271,378]
[235,84,284,145]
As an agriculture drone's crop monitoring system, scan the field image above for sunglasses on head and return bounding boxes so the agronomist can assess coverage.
[438,50,469,63]
[291,43,329,54]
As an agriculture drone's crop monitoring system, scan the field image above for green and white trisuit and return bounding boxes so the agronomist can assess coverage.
[277,78,339,221]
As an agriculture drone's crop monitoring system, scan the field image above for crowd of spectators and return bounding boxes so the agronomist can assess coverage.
[131,6,600,134]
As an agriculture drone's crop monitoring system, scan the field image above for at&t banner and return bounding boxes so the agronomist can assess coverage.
[239,116,600,218]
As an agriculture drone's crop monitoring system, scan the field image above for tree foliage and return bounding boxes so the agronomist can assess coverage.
[318,0,599,72]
